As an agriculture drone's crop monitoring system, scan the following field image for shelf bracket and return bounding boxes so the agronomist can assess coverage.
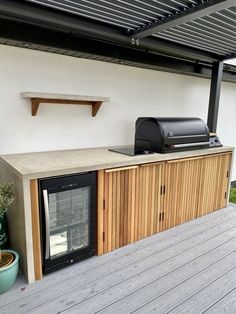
[31,98,40,116]
[92,101,102,117]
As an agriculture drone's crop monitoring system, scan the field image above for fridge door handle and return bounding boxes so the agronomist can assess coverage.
[43,189,50,259]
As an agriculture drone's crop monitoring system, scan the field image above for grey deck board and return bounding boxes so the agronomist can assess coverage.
[21,220,236,314]
[64,233,236,313]
[2,205,235,308]
[0,205,236,314]
[167,268,236,314]
[205,288,236,314]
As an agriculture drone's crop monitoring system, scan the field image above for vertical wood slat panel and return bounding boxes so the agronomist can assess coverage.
[164,157,202,230]
[103,168,139,253]
[100,153,231,255]
[160,162,166,232]
[138,166,143,241]
[150,166,155,236]
[134,166,139,242]
[30,180,43,280]
[115,171,120,249]
[197,152,232,218]
[112,172,117,251]
[160,163,165,233]
[222,153,232,208]
[101,163,165,254]
[124,171,129,246]
[97,170,104,256]
[139,163,163,237]
[103,172,109,254]
[130,169,136,243]
[119,171,125,248]
[107,172,112,252]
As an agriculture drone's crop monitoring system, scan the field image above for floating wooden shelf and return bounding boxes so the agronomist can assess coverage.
[21,92,110,116]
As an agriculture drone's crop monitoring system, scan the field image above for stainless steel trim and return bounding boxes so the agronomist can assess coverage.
[43,189,50,259]
[172,141,211,148]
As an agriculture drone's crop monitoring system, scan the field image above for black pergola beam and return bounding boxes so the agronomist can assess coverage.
[133,0,236,39]
[0,0,219,63]
[207,61,224,133]
[224,53,236,60]
[0,19,235,84]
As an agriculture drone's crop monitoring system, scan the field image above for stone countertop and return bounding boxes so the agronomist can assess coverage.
[0,146,234,180]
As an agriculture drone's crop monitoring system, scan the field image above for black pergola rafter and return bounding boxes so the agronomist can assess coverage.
[0,0,220,63]
[132,0,236,40]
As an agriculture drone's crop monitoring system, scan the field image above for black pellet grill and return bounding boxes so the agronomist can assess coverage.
[135,117,221,154]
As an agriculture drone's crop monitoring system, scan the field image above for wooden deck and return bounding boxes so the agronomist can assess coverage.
[1,204,236,314]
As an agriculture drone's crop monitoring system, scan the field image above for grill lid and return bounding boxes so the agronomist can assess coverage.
[135,117,210,153]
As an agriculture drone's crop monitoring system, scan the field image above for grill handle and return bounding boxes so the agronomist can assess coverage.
[171,141,211,148]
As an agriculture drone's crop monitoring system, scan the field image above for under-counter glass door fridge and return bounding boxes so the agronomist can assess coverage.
[39,172,96,273]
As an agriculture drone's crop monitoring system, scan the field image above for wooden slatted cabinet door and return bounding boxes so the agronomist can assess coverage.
[137,162,165,240]
[163,157,203,231]
[197,152,232,217]
[100,166,138,254]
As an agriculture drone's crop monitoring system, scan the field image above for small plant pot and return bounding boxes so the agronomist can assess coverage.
[0,250,19,294]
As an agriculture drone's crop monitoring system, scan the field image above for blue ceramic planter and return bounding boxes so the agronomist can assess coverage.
[0,250,19,294]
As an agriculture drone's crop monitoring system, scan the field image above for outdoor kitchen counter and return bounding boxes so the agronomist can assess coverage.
[0,145,234,284]
[0,146,234,179]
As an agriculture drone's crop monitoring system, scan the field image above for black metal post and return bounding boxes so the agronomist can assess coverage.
[207,61,223,133]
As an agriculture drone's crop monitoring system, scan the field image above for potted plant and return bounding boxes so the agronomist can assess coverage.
[0,182,19,294]
[0,182,15,249]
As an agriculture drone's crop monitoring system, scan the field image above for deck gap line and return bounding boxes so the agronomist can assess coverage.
[62,249,236,314]
[94,245,236,314]
[167,271,236,314]
[5,222,236,310]
[134,260,236,314]
[55,239,236,314]
[201,287,236,314]
[166,276,236,313]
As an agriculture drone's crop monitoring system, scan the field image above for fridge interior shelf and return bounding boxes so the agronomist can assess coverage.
[50,221,88,235]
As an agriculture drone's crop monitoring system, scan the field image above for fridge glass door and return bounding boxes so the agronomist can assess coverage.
[47,187,90,259]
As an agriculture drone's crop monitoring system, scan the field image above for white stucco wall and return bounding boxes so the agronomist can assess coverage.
[0,44,235,179]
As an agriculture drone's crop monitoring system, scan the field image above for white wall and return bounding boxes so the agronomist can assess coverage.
[0,45,235,179]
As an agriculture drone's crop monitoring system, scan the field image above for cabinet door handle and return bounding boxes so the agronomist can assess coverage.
[140,162,163,167]
[166,156,203,164]
[105,165,138,173]
[159,212,165,222]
